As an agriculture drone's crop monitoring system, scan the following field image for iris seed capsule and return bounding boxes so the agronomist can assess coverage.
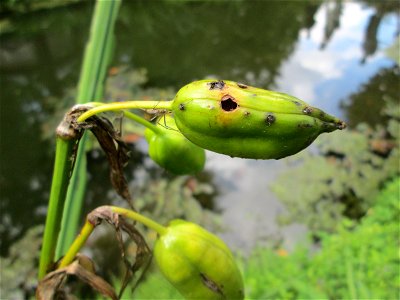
[171,80,346,159]
[154,219,244,300]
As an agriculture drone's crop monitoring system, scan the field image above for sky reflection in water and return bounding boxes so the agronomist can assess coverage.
[278,3,397,118]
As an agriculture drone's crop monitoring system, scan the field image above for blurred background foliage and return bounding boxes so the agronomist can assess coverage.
[0,0,399,299]
[243,177,399,300]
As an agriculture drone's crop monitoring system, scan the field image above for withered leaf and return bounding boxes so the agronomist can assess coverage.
[88,116,134,209]
[36,254,118,300]
[88,206,152,298]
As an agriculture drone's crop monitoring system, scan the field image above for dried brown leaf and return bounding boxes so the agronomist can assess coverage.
[89,116,133,209]
[36,254,118,300]
[88,206,152,298]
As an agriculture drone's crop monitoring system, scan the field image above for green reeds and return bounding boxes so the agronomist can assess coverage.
[38,137,76,278]
[38,0,121,279]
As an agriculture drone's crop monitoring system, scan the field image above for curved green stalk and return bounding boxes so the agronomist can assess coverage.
[111,206,167,236]
[87,101,163,134]
[123,110,163,135]
[58,220,95,269]
[58,206,167,269]
[77,100,173,123]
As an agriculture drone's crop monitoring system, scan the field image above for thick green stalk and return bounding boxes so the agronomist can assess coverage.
[55,0,122,260]
[55,133,88,258]
[38,137,76,279]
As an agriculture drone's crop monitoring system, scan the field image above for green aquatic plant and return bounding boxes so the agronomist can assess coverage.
[38,77,345,298]
[77,79,345,160]
[38,206,244,300]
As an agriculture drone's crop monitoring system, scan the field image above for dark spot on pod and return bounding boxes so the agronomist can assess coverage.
[265,113,276,125]
[200,273,224,295]
[179,103,185,111]
[208,80,225,90]
[303,107,313,115]
[221,95,238,111]
[244,111,251,117]
[293,100,302,106]
[298,122,313,128]
[319,111,326,118]
[237,82,248,89]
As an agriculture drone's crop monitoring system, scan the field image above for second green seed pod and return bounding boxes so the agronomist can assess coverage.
[154,219,244,300]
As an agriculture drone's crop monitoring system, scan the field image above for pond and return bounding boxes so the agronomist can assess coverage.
[0,0,398,257]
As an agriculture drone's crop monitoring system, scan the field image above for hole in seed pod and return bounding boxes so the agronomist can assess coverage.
[179,103,185,111]
[221,95,238,111]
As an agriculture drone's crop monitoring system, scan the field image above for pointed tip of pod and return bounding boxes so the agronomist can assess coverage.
[337,121,347,130]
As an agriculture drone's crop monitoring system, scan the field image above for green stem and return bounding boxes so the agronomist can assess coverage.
[58,220,95,269]
[123,110,163,134]
[85,101,164,134]
[38,137,75,279]
[77,100,173,123]
[55,133,88,259]
[111,206,167,235]
[58,206,167,269]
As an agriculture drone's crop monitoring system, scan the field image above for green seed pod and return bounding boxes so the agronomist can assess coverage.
[154,219,244,300]
[171,80,346,159]
[145,114,206,174]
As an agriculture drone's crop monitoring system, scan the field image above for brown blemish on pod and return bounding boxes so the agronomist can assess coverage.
[179,104,185,111]
[208,80,225,90]
[200,273,224,296]
[244,111,251,117]
[237,82,248,89]
[221,95,238,111]
[265,113,276,126]
[303,107,313,115]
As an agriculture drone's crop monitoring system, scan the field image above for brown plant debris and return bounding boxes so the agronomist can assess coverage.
[58,105,134,208]
[88,206,152,298]
[88,115,133,208]
[36,254,118,300]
